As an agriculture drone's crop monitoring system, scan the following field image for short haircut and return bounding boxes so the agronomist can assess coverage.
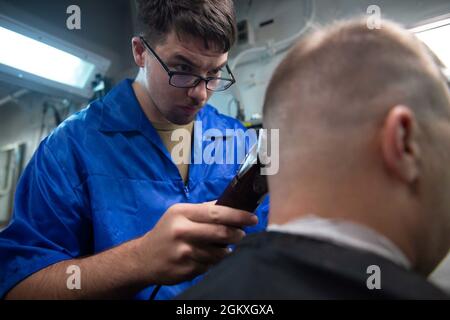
[263,19,450,135]
[135,0,236,52]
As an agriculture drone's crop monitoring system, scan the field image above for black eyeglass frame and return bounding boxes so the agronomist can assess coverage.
[139,36,236,92]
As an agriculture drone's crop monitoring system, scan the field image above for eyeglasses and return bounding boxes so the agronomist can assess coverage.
[140,36,235,92]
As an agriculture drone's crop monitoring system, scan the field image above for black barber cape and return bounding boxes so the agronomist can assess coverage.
[178,232,448,299]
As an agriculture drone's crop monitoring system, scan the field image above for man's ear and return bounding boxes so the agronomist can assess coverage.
[131,37,145,68]
[381,105,421,184]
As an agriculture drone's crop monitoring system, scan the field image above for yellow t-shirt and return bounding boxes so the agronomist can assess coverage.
[152,121,194,184]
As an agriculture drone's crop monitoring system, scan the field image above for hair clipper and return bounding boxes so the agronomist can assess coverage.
[216,130,269,212]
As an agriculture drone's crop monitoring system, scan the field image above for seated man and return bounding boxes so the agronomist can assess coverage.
[178,18,450,299]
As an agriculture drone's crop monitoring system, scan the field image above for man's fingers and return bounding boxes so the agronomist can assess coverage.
[183,202,258,227]
[174,219,246,245]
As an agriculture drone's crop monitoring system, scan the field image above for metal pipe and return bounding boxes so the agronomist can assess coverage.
[0,89,29,107]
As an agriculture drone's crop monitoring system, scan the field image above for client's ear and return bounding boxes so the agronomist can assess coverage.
[381,105,420,184]
[131,37,146,68]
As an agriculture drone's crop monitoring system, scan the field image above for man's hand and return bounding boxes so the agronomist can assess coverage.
[135,202,258,285]
[5,202,258,299]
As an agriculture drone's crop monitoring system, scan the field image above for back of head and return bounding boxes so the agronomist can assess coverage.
[135,0,236,52]
[263,18,450,274]
[265,18,449,140]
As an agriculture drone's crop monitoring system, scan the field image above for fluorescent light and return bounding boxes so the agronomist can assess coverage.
[0,26,95,89]
[410,17,450,69]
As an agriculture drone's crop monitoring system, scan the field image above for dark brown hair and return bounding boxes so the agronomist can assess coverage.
[135,0,236,52]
